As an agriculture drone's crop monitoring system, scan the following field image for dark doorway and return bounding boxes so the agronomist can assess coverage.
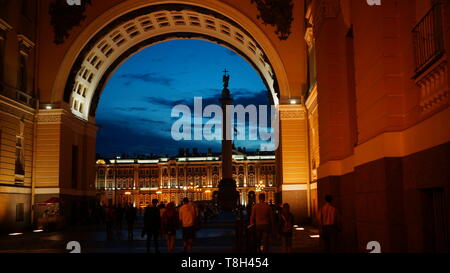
[422,188,449,253]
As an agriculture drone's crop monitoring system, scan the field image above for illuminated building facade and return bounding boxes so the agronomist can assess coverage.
[95,153,277,207]
[0,1,37,233]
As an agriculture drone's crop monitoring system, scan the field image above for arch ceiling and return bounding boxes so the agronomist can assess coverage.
[65,3,280,121]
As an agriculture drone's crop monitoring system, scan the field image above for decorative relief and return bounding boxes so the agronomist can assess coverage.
[250,0,294,40]
[279,105,306,120]
[49,0,92,44]
[37,114,62,123]
[319,0,340,18]
[416,60,449,113]
[310,0,340,35]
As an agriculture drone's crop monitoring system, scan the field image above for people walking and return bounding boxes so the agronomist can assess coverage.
[161,202,179,253]
[115,205,124,236]
[125,204,137,241]
[142,199,161,253]
[179,197,198,253]
[250,193,273,253]
[279,203,294,253]
[317,195,341,253]
[105,205,114,241]
[159,202,166,218]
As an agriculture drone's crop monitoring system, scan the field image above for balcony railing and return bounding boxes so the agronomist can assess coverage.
[0,81,36,108]
[412,2,445,77]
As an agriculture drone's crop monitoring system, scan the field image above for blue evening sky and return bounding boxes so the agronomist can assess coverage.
[96,39,272,157]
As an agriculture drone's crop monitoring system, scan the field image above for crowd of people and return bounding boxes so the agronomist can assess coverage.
[237,193,341,253]
[235,193,295,253]
[98,193,340,253]
[101,198,219,253]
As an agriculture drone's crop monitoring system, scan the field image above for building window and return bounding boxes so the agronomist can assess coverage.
[412,1,444,76]
[238,175,244,187]
[248,175,255,187]
[17,54,27,92]
[16,203,24,222]
[14,121,25,180]
[21,0,30,18]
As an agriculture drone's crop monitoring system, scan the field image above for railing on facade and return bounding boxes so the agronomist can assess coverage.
[412,2,445,77]
[0,81,36,108]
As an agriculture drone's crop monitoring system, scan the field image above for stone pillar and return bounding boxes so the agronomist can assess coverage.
[278,104,310,223]
[34,109,98,225]
[218,71,238,211]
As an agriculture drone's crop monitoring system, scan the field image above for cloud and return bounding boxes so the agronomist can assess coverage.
[143,97,190,107]
[142,89,269,110]
[137,118,168,126]
[96,118,222,157]
[115,107,147,112]
[233,90,270,106]
[119,73,174,86]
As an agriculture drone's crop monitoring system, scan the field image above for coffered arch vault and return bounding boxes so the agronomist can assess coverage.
[61,3,286,121]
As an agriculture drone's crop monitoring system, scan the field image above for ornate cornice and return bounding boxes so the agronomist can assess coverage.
[250,0,294,40]
[49,0,92,44]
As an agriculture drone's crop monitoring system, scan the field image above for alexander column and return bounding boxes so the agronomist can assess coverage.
[218,69,238,211]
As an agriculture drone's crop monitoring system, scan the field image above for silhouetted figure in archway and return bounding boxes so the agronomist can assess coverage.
[105,205,114,241]
[279,203,294,253]
[317,195,341,253]
[125,204,137,241]
[250,193,273,253]
[142,199,161,253]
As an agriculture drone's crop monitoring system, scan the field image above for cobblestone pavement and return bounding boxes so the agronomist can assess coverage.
[0,213,321,253]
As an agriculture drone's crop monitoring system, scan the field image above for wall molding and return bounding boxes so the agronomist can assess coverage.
[282,183,308,191]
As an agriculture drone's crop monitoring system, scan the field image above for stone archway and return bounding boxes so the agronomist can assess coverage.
[32,0,311,224]
[49,0,295,113]
[62,4,281,121]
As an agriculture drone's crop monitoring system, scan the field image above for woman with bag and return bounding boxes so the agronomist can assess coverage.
[279,203,295,253]
[161,202,179,253]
